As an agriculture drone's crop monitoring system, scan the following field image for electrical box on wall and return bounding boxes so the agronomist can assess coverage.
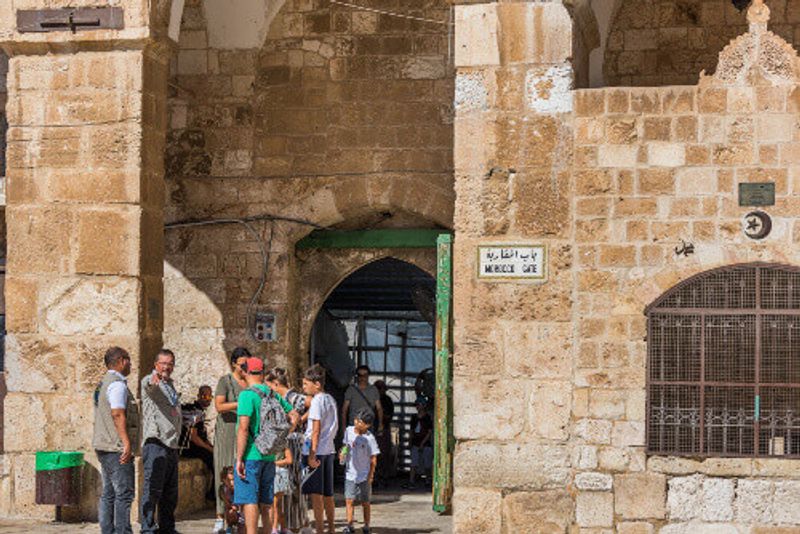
[253,311,277,342]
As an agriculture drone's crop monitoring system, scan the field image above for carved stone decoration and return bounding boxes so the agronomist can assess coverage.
[701,0,800,86]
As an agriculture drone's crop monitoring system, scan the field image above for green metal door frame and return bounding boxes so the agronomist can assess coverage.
[296,228,444,250]
[433,234,454,513]
[297,228,455,513]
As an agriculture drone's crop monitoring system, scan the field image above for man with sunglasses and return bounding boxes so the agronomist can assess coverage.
[341,365,385,435]
[180,385,215,501]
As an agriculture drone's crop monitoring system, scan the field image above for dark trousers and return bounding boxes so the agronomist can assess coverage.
[141,440,179,534]
[97,450,135,534]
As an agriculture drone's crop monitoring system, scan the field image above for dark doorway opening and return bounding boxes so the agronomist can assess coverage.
[310,258,436,480]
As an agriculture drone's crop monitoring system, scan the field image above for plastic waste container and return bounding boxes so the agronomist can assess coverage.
[35,451,84,518]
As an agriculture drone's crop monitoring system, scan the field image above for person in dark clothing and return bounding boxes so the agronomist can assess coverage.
[373,380,395,485]
[404,400,433,489]
[180,385,214,501]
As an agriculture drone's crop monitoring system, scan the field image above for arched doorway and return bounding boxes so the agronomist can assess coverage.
[310,257,437,485]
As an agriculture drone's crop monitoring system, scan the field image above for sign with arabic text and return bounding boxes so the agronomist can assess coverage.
[477,245,547,281]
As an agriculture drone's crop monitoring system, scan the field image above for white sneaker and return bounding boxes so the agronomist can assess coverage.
[213,518,225,533]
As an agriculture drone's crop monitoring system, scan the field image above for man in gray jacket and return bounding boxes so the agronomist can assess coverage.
[140,349,183,534]
[93,346,139,534]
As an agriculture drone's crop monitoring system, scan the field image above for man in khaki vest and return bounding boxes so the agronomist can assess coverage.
[93,346,139,534]
[140,349,183,534]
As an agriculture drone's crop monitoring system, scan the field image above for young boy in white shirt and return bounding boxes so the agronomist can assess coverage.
[340,408,380,534]
[301,364,338,534]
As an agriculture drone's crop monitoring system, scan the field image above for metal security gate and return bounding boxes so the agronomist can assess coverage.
[646,263,800,457]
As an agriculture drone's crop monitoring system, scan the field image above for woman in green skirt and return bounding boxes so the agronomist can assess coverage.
[213,347,250,534]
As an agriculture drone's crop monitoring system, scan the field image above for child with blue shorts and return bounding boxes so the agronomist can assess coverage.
[340,408,380,534]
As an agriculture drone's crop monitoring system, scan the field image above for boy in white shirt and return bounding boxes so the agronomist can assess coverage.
[340,409,380,534]
[301,364,338,534]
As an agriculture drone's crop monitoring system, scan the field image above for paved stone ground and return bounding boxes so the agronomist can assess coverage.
[0,489,452,534]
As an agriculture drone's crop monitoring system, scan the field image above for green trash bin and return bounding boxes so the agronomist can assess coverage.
[35,451,84,513]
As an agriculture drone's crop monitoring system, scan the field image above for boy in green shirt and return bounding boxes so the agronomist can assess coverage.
[235,357,297,534]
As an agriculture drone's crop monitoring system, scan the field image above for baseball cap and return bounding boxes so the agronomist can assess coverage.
[244,357,264,374]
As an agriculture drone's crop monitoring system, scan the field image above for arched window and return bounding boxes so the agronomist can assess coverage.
[646,264,800,457]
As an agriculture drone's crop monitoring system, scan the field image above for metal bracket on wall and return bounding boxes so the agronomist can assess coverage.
[17,8,124,33]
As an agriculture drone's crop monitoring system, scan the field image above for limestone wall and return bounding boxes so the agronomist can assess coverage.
[451,1,800,531]
[568,81,800,532]
[604,0,800,87]
[163,0,454,401]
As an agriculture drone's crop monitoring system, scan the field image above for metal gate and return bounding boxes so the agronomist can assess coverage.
[646,263,800,457]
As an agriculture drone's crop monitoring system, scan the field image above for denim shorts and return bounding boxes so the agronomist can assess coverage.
[234,460,275,505]
[344,479,371,503]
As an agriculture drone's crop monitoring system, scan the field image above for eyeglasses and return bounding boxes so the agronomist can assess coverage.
[357,373,368,378]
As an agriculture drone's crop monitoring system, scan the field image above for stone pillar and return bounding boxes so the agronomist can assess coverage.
[450,2,576,532]
[0,2,173,519]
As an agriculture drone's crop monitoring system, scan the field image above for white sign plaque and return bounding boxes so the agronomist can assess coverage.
[477,245,547,281]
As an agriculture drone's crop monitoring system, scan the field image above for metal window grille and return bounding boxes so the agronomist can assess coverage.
[647,264,800,457]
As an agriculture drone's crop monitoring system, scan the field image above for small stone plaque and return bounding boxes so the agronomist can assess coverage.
[739,182,775,206]
[477,245,546,281]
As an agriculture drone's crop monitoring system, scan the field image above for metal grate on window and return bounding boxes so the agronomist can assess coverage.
[647,264,800,458]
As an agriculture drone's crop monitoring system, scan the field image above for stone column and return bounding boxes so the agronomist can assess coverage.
[450,1,576,532]
[0,2,173,519]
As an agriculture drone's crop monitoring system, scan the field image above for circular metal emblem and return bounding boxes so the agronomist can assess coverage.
[743,210,772,240]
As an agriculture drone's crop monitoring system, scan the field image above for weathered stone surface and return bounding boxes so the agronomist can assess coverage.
[502,490,572,534]
[500,321,572,379]
[575,472,613,491]
[40,277,140,336]
[735,479,773,524]
[576,491,613,527]
[702,478,735,522]
[454,378,528,441]
[668,475,703,521]
[528,381,571,440]
[454,4,500,67]
[618,522,655,534]
[615,473,666,520]
[452,487,502,534]
[454,442,570,490]
[773,481,800,524]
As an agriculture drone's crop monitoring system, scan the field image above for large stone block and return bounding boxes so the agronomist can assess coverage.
[4,334,75,393]
[615,473,666,520]
[575,491,613,527]
[501,490,572,534]
[40,277,140,336]
[3,393,47,452]
[735,479,773,524]
[496,3,572,65]
[454,441,570,490]
[454,4,500,67]
[5,276,38,332]
[773,480,800,524]
[452,487,502,534]
[7,205,73,274]
[453,378,528,441]
[75,207,140,275]
[528,381,571,440]
[702,478,735,522]
[500,321,572,379]
[668,474,703,521]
